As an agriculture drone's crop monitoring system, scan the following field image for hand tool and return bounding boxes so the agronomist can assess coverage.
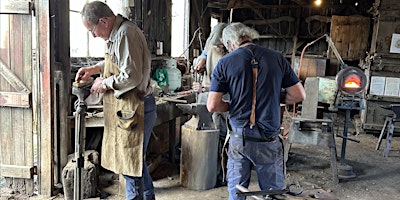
[236,183,303,198]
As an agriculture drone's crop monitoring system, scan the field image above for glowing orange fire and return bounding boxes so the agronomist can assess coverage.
[344,74,361,88]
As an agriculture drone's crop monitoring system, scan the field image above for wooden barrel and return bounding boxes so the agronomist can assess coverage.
[180,122,219,190]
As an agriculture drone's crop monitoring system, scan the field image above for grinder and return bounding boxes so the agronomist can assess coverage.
[71,78,93,200]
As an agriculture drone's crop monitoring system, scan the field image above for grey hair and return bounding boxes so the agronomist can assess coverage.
[81,1,115,25]
[222,22,260,49]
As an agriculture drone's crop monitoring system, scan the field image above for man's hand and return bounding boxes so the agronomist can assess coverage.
[91,77,107,93]
[194,58,206,73]
[192,82,202,93]
[75,65,101,82]
[75,67,91,82]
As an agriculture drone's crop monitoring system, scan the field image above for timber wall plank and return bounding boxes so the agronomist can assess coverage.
[330,15,370,60]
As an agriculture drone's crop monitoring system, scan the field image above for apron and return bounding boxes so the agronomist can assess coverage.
[101,54,145,177]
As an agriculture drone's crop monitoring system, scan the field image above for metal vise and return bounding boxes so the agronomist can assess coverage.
[72,86,91,102]
[176,103,215,130]
[72,79,93,110]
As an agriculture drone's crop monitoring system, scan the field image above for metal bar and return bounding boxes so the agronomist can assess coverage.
[383,121,395,157]
[235,185,264,200]
[73,100,87,200]
[236,189,288,196]
[335,134,360,143]
[340,109,350,164]
[325,35,345,67]
[375,116,389,150]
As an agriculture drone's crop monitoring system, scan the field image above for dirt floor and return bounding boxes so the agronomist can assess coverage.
[1,121,400,200]
[149,133,400,200]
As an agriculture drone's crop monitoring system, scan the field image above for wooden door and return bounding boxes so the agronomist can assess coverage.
[0,0,36,195]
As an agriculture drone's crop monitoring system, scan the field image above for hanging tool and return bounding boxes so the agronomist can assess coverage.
[71,78,92,200]
[191,57,204,101]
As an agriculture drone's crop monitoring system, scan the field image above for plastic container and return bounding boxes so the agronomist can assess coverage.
[164,58,181,91]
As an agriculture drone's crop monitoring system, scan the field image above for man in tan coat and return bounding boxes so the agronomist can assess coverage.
[76,1,156,199]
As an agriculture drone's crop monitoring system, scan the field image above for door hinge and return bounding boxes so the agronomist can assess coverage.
[30,1,36,16]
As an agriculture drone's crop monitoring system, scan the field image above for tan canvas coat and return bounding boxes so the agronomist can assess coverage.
[101,54,145,177]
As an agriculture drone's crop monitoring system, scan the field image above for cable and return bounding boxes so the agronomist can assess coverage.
[293,34,328,117]
[177,27,202,59]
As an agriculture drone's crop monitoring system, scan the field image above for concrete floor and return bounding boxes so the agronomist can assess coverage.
[154,174,231,200]
[151,133,400,200]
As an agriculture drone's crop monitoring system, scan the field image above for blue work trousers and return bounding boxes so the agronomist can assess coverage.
[227,128,284,200]
[123,94,157,200]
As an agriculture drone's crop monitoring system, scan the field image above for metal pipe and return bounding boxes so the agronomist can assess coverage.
[236,185,264,200]
[340,109,350,164]
[325,35,345,68]
[73,101,86,200]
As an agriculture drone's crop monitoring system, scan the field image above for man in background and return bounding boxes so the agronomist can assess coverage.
[193,22,229,186]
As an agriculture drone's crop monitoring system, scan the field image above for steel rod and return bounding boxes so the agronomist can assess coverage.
[340,109,350,164]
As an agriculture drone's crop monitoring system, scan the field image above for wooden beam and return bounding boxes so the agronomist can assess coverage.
[0,0,31,14]
[243,16,295,25]
[0,164,35,179]
[37,0,53,196]
[0,59,30,93]
[0,91,30,108]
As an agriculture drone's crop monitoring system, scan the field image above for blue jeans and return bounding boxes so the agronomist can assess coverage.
[227,128,284,200]
[123,94,157,200]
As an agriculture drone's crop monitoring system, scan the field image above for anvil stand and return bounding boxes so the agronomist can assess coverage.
[71,83,91,200]
[334,91,363,180]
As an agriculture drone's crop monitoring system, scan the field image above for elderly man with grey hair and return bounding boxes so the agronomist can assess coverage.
[76,1,156,199]
[207,22,306,199]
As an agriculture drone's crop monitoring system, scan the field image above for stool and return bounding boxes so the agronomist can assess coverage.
[375,104,400,157]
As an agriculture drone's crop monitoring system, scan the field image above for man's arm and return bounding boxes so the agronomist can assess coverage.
[207,91,229,113]
[283,82,306,105]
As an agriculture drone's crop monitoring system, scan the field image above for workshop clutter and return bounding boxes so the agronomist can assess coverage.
[152,58,182,92]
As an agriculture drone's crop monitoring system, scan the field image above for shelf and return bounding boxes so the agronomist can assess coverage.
[366,94,400,102]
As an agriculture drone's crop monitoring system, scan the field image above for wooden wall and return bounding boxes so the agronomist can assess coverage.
[132,0,172,57]
[330,15,370,61]
[362,0,400,132]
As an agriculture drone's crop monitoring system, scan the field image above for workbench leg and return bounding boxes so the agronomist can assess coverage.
[329,145,339,184]
[169,119,176,163]
[325,124,339,184]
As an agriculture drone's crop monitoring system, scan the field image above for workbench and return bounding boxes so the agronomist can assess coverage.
[83,93,195,127]
[81,92,196,163]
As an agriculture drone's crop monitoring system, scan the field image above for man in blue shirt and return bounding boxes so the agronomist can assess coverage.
[207,22,306,200]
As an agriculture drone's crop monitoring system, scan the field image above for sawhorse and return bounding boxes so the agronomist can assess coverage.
[375,104,400,157]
